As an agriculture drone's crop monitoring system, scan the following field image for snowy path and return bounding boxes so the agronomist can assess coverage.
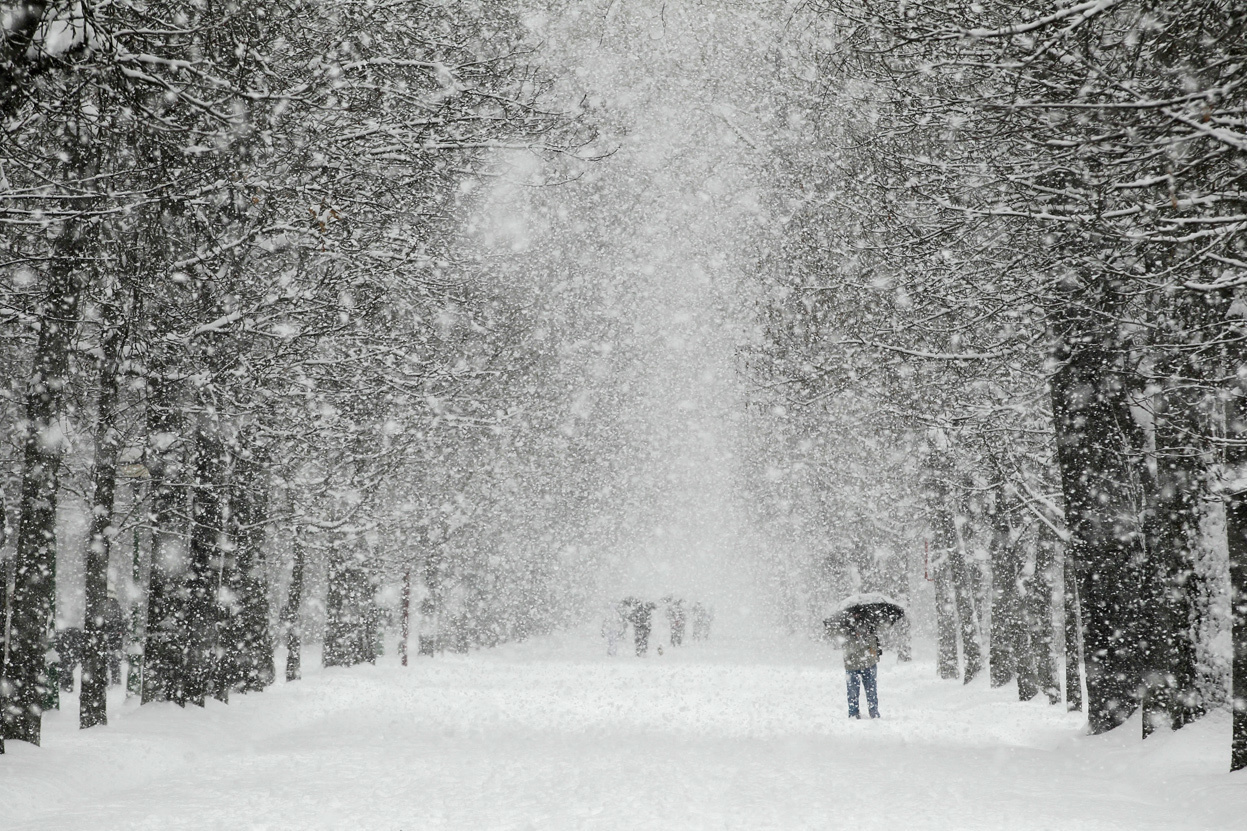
[2,634,1243,830]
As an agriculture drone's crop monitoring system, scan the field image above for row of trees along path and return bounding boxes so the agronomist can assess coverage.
[0,0,585,752]
[744,0,1247,772]
[3,0,1247,779]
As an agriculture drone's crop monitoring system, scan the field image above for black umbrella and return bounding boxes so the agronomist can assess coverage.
[823,592,906,636]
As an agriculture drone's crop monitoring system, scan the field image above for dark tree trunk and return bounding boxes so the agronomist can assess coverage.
[1227,490,1247,771]
[224,440,275,693]
[949,542,983,684]
[1,548,7,755]
[1140,373,1204,737]
[1031,523,1062,705]
[142,369,189,705]
[0,235,83,746]
[1015,614,1040,701]
[1050,327,1146,733]
[186,421,227,706]
[80,299,126,729]
[1,498,8,754]
[1063,549,1084,712]
[989,490,1038,700]
[324,547,376,668]
[1225,354,1247,771]
[283,526,306,682]
[934,561,959,679]
[927,467,974,681]
[989,493,1017,689]
[400,569,411,667]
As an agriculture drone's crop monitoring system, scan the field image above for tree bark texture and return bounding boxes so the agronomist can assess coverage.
[186,422,227,707]
[1050,331,1146,733]
[989,496,1018,689]
[0,553,7,755]
[1225,349,1247,771]
[283,526,306,683]
[0,235,83,746]
[1140,372,1204,737]
[928,476,982,683]
[223,440,275,694]
[949,542,983,685]
[1031,523,1062,705]
[141,370,188,705]
[80,300,126,729]
[1063,549,1084,712]
[324,547,376,668]
[400,569,411,667]
[990,492,1039,700]
[934,561,959,679]
[1227,490,1247,771]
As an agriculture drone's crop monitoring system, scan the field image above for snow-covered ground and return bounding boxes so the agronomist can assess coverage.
[3,633,1243,830]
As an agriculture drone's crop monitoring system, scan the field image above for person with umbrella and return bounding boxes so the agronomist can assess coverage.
[825,594,905,720]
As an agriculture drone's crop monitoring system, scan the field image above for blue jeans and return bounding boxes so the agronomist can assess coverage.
[846,665,879,718]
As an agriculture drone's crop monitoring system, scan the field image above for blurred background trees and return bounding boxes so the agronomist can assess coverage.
[3,0,1245,774]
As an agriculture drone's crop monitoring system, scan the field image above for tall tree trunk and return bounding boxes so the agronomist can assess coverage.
[949,518,983,684]
[1141,372,1204,737]
[1,496,7,754]
[990,489,1038,700]
[80,296,126,728]
[324,545,375,668]
[1015,603,1040,701]
[142,368,189,705]
[933,560,959,679]
[1063,549,1084,712]
[989,492,1018,689]
[283,525,306,682]
[1050,322,1146,733]
[1225,345,1247,771]
[1031,522,1061,705]
[224,438,275,693]
[1227,488,1247,772]
[400,569,411,667]
[0,231,83,746]
[926,466,971,680]
[186,420,227,706]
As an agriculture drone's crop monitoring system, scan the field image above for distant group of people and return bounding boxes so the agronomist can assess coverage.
[601,596,713,657]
